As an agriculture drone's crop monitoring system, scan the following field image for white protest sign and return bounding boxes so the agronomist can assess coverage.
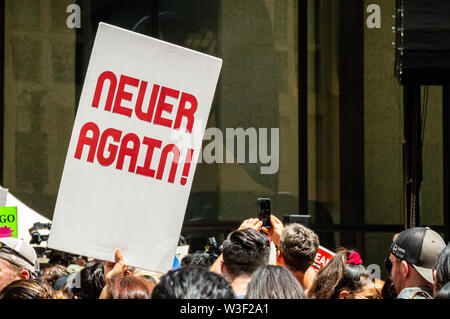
[48,23,222,273]
[0,186,8,207]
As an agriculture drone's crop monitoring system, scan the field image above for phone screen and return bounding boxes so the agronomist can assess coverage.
[257,198,271,228]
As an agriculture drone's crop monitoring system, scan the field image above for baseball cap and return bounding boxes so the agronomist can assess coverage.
[389,227,446,284]
[0,238,39,275]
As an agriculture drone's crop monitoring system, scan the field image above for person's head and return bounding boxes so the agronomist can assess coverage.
[43,265,69,289]
[308,248,380,299]
[387,227,446,294]
[434,242,450,296]
[245,265,306,299]
[221,229,270,281]
[0,279,63,299]
[105,275,154,299]
[277,223,319,274]
[181,251,218,269]
[151,266,235,299]
[0,238,39,292]
[434,281,450,299]
[70,261,105,299]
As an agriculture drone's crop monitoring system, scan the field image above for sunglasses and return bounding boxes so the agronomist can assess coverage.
[0,241,35,267]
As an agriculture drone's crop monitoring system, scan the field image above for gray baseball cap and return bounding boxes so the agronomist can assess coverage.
[390,227,446,284]
[0,238,39,275]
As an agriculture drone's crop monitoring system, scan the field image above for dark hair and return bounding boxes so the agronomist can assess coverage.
[151,267,235,299]
[181,251,218,269]
[43,265,69,288]
[246,265,306,299]
[435,243,450,292]
[279,223,319,273]
[222,229,270,279]
[435,281,450,299]
[71,261,106,299]
[0,279,63,299]
[381,275,397,299]
[106,275,154,299]
[308,248,375,299]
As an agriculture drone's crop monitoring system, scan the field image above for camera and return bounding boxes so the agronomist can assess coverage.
[28,222,52,245]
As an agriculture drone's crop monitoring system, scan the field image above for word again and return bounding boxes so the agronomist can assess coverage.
[75,122,194,185]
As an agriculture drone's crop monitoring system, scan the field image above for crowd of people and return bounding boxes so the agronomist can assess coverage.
[0,214,449,299]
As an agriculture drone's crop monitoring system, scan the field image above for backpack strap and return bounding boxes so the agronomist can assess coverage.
[410,290,433,299]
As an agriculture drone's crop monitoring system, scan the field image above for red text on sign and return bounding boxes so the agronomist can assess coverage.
[91,71,198,133]
[74,122,194,185]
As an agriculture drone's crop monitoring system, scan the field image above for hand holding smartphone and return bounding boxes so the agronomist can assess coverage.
[257,198,271,229]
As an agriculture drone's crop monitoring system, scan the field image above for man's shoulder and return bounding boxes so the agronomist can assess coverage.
[397,286,433,299]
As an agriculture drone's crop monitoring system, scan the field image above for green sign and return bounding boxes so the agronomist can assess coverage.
[0,207,18,238]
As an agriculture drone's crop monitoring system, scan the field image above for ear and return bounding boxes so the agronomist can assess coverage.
[338,290,350,299]
[400,260,410,279]
[433,269,438,296]
[220,260,225,275]
[18,270,30,280]
[220,260,232,282]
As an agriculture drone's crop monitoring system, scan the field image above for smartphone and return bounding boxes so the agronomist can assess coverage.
[257,198,271,228]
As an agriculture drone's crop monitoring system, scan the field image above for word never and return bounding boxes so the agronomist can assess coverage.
[93,71,198,134]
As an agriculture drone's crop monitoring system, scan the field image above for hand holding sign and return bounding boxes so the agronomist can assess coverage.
[104,249,126,282]
[100,248,127,299]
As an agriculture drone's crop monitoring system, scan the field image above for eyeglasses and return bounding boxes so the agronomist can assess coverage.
[0,241,35,267]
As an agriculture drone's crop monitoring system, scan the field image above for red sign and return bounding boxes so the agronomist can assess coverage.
[310,246,335,272]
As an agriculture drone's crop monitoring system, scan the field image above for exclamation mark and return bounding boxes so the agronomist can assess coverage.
[180,148,194,186]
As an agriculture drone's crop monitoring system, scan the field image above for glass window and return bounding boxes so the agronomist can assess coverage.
[308,0,444,257]
[3,0,300,244]
[3,0,76,216]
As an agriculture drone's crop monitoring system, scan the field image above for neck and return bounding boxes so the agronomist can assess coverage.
[292,271,306,289]
[404,276,430,291]
[231,275,252,297]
